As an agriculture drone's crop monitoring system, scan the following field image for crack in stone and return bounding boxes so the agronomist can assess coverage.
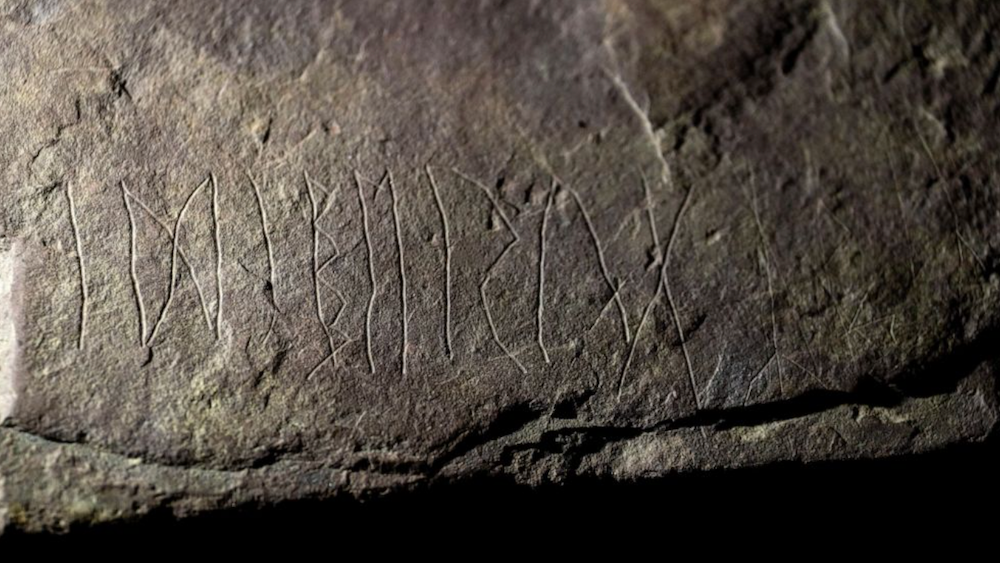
[8,327,996,482]
[430,347,1000,476]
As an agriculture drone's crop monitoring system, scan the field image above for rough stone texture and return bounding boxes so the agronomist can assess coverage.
[1,0,998,533]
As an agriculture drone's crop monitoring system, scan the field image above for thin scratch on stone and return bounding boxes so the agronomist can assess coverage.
[747,176,784,398]
[308,172,330,197]
[588,277,627,333]
[914,123,946,183]
[426,166,453,360]
[122,184,214,335]
[315,225,341,275]
[843,314,893,337]
[305,172,336,367]
[317,251,341,274]
[846,286,871,335]
[914,122,976,261]
[660,184,701,410]
[331,338,353,368]
[818,198,853,238]
[316,227,338,247]
[388,170,409,376]
[306,352,333,381]
[260,311,277,346]
[618,182,697,403]
[147,177,209,346]
[536,180,554,364]
[247,171,280,313]
[618,297,657,400]
[315,228,342,276]
[66,182,88,350]
[319,197,337,228]
[356,170,378,374]
[617,178,669,400]
[702,347,727,404]
[641,171,662,267]
[318,279,352,345]
[452,168,527,375]
[567,186,631,343]
[211,173,223,340]
[888,151,919,279]
[121,181,147,346]
[743,352,776,406]
[885,146,910,226]
[316,283,350,340]
[956,229,988,273]
[480,242,528,373]
[784,355,823,388]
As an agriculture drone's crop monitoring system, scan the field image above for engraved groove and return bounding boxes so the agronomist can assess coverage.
[618,180,698,403]
[122,184,214,336]
[211,173,223,340]
[388,170,408,376]
[566,185,632,344]
[426,166,453,360]
[247,171,280,313]
[147,177,210,346]
[121,181,147,346]
[452,168,527,375]
[65,182,88,350]
[356,171,379,374]
[536,180,554,364]
[305,172,336,372]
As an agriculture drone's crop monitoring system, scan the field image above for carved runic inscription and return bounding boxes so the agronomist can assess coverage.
[426,166,454,361]
[119,177,224,348]
[54,166,696,400]
[355,170,379,375]
[65,182,88,350]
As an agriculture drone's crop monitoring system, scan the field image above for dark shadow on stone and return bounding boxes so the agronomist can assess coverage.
[3,432,997,548]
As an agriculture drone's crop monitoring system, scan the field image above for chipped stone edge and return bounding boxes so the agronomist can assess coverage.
[0,239,20,426]
[3,359,995,535]
[0,425,422,535]
[439,362,999,483]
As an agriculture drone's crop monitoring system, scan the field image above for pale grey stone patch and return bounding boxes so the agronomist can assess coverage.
[0,243,18,424]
